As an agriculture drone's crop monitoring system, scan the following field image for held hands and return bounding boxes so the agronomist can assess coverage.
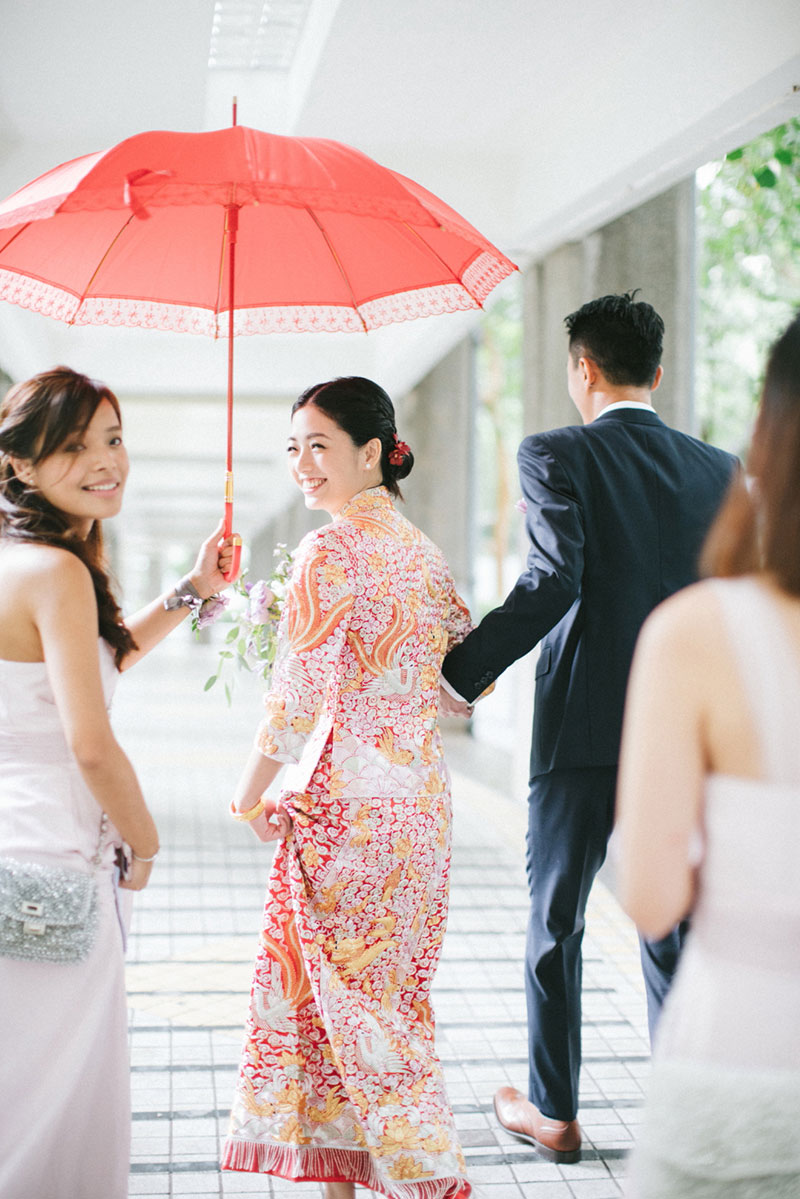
[190,519,242,597]
[438,683,474,719]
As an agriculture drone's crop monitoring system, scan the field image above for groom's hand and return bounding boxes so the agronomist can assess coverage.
[438,684,474,719]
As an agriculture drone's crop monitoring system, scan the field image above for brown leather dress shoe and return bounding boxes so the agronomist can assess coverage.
[493,1085,582,1163]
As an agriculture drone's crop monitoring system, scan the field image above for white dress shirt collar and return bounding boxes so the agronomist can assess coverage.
[595,399,656,418]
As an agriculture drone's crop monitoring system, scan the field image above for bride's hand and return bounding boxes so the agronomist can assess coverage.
[249,796,293,843]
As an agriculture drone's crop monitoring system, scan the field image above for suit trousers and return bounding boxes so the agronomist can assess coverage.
[524,766,685,1121]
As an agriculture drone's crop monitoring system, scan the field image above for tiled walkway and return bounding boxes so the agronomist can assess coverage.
[114,637,647,1198]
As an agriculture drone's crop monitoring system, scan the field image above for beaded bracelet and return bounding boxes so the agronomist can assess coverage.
[230,799,266,823]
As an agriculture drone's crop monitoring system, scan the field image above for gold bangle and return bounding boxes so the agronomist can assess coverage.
[230,799,266,823]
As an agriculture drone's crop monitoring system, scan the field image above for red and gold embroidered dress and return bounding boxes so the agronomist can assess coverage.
[222,487,473,1199]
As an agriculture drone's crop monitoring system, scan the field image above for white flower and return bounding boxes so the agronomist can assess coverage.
[201,545,293,704]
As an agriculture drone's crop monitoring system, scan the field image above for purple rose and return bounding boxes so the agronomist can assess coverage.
[196,593,230,629]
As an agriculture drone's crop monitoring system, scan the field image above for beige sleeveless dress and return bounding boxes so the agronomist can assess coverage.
[627,578,800,1198]
[0,642,131,1199]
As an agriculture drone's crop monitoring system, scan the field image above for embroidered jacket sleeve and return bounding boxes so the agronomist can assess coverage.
[256,530,355,764]
[442,573,473,654]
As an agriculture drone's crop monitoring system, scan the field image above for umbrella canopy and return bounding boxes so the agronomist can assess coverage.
[0,125,515,335]
[0,123,517,579]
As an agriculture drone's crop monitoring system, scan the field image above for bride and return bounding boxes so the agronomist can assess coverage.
[222,376,474,1199]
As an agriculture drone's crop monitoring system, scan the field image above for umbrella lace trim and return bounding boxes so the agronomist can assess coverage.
[0,254,514,335]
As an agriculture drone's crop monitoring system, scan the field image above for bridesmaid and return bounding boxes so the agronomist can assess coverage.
[0,367,239,1199]
[617,314,800,1197]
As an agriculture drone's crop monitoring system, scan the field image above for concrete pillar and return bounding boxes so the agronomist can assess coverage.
[523,179,696,437]
[523,243,585,434]
[591,179,695,430]
[399,337,476,601]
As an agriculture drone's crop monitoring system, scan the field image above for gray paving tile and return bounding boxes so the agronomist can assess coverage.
[118,642,647,1193]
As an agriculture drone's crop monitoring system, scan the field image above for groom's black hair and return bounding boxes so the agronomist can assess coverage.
[564,291,664,387]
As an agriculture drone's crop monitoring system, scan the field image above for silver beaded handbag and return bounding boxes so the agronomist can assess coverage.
[0,813,108,964]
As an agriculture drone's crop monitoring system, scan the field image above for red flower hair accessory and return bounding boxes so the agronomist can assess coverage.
[388,434,410,466]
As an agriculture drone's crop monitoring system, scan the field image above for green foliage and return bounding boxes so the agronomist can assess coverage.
[203,546,293,705]
[697,118,800,454]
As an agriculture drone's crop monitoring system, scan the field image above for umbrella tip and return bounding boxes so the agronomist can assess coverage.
[232,96,238,127]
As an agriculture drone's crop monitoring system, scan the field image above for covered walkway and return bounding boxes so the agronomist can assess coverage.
[116,637,647,1198]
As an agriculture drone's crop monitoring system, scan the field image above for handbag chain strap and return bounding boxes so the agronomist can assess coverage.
[90,811,111,870]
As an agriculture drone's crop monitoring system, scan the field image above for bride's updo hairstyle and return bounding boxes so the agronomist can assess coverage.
[292,376,414,499]
[702,311,800,595]
[0,366,136,666]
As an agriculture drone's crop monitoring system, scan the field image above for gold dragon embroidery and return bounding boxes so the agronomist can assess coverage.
[287,549,354,653]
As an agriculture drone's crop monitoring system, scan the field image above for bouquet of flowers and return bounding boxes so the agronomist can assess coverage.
[202,544,293,704]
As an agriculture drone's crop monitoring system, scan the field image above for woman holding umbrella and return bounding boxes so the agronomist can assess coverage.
[0,366,239,1199]
[223,377,473,1199]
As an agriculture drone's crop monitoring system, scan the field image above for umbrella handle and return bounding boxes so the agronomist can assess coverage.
[222,515,242,583]
[222,472,242,583]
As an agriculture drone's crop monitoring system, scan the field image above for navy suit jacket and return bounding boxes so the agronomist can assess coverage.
[442,407,738,777]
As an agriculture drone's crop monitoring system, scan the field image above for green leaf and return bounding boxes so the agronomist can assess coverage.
[226,625,239,643]
[225,682,232,707]
[726,148,744,161]
[219,650,234,660]
[204,675,218,691]
[775,148,793,166]
[753,166,777,188]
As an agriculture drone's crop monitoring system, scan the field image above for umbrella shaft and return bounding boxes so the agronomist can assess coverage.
[225,203,239,473]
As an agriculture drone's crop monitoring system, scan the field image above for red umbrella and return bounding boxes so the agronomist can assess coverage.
[0,110,516,577]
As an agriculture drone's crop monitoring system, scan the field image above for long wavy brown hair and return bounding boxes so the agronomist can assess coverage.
[702,312,800,595]
[0,367,137,667]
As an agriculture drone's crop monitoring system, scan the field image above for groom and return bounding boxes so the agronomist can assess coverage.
[441,292,738,1162]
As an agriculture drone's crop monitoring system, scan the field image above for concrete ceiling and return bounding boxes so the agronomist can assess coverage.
[1,0,798,400]
[0,0,798,556]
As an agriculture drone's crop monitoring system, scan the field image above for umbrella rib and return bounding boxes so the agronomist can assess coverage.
[0,222,33,258]
[400,220,485,306]
[1,214,139,321]
[213,206,227,339]
[71,212,139,323]
[304,208,369,333]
